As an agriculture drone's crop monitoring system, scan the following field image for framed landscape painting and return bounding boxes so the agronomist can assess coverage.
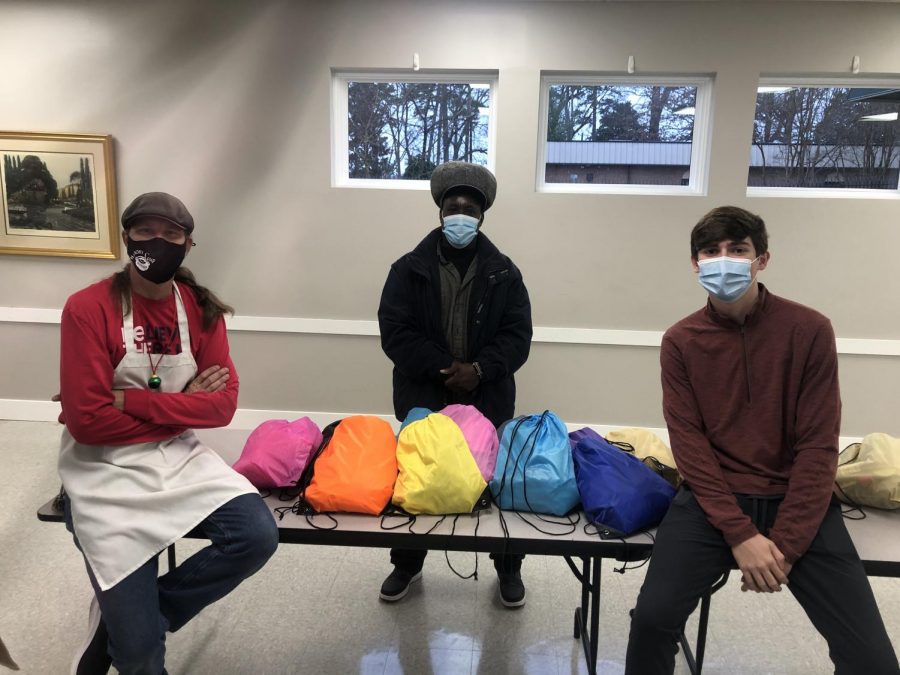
[0,131,118,259]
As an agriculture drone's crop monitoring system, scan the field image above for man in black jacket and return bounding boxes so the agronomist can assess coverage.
[377,161,533,607]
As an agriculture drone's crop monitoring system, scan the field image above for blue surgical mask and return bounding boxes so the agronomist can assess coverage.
[442,214,479,249]
[697,256,759,303]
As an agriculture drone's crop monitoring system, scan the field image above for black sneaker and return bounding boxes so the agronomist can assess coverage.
[498,570,526,608]
[379,567,422,602]
[71,597,111,675]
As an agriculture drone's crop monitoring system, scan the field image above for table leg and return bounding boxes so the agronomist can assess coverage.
[581,556,590,635]
[589,556,601,671]
[567,556,600,675]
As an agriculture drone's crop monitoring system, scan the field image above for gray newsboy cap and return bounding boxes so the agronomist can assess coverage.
[121,192,194,235]
[430,161,497,211]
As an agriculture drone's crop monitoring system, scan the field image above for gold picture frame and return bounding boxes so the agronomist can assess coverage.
[0,131,118,259]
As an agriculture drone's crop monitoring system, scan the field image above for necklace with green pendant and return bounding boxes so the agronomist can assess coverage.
[146,329,177,390]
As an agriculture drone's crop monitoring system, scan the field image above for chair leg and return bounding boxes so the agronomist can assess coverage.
[677,598,702,675]
[679,570,731,674]
[695,591,712,673]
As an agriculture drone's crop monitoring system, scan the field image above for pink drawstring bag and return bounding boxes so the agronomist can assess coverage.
[233,418,323,489]
[439,404,499,482]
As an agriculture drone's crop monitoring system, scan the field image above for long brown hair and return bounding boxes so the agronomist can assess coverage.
[110,264,234,330]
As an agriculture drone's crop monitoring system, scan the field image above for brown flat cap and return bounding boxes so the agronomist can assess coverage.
[430,161,497,211]
[121,192,194,234]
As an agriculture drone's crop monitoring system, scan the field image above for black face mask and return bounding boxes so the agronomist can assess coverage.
[127,237,187,284]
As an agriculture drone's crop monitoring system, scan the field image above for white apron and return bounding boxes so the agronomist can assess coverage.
[59,283,256,591]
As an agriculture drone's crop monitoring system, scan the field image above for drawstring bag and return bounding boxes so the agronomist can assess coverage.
[233,418,322,489]
[573,427,682,489]
[439,404,499,482]
[393,412,487,515]
[490,411,580,516]
[568,426,604,451]
[835,433,900,510]
[573,433,676,538]
[303,416,398,515]
[606,427,682,488]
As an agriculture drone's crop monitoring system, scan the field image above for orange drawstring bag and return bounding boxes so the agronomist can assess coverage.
[304,416,398,515]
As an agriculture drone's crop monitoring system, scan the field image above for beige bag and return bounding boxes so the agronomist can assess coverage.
[606,428,682,488]
[835,433,900,510]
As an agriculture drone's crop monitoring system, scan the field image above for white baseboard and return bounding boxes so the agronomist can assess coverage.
[0,399,399,431]
[0,398,63,422]
[0,398,663,436]
[2,398,862,448]
[229,408,398,431]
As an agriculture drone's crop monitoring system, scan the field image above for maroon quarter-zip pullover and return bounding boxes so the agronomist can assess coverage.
[661,284,841,563]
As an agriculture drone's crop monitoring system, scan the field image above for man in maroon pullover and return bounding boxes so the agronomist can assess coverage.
[625,206,898,674]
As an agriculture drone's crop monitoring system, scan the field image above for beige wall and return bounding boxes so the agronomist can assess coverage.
[1,0,898,435]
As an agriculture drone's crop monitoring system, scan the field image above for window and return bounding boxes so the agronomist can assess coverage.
[748,80,900,197]
[537,74,713,195]
[332,71,497,189]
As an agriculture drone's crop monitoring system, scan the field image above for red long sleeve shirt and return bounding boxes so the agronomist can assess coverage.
[661,284,840,563]
[59,276,239,446]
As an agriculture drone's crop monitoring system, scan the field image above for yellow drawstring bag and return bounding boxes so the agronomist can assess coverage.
[393,413,487,515]
[835,433,900,510]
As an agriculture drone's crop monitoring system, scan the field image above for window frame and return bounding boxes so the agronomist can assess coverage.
[536,73,714,196]
[747,76,900,201]
[331,69,499,190]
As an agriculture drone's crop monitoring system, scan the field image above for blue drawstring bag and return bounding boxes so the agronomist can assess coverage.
[489,411,580,516]
[399,407,432,434]
[572,432,676,538]
[568,426,605,451]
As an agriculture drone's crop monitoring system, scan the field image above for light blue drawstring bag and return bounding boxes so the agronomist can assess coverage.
[489,411,580,516]
[399,407,432,434]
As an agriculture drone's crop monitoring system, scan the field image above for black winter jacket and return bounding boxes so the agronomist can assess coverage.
[378,228,532,428]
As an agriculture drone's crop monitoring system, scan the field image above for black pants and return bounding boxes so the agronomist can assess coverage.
[390,548,524,575]
[625,488,899,675]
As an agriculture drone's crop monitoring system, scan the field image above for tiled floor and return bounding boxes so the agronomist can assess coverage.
[1,420,897,674]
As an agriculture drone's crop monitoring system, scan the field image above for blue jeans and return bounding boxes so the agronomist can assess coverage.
[65,493,278,675]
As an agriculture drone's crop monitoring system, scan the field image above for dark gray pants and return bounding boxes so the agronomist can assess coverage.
[390,548,524,574]
[625,488,898,675]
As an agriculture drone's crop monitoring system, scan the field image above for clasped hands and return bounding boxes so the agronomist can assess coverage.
[440,360,479,393]
[732,533,793,593]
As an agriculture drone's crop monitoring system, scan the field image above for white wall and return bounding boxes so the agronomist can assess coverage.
[1,0,898,435]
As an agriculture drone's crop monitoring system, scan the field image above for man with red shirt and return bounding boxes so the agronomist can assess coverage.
[625,206,898,674]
